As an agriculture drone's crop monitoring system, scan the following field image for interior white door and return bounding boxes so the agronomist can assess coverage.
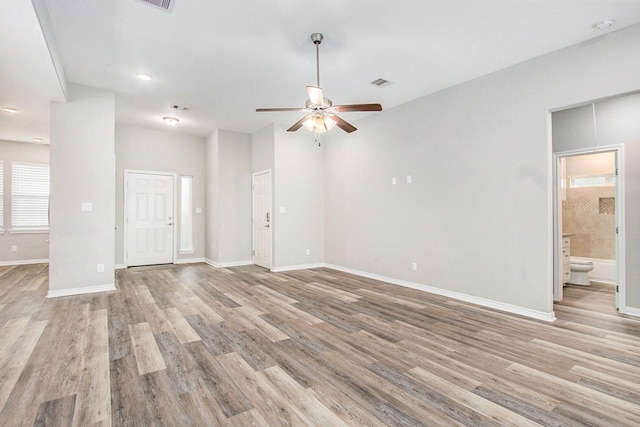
[252,171,271,268]
[127,172,174,267]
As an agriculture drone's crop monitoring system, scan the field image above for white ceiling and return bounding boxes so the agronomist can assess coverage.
[3,0,640,144]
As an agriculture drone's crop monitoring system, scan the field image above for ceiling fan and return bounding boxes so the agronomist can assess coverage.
[256,33,382,134]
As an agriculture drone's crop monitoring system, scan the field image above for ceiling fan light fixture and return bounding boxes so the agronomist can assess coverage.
[303,114,336,133]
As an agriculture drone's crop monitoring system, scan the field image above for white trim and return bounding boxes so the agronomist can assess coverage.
[620,306,640,318]
[175,257,205,265]
[204,258,253,268]
[0,258,49,266]
[115,264,126,270]
[325,264,557,322]
[46,284,116,298]
[271,263,326,273]
[552,145,625,310]
[9,228,49,234]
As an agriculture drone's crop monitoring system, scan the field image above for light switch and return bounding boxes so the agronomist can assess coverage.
[195,207,202,213]
[406,175,412,184]
[392,177,397,185]
[81,202,93,212]
[279,207,287,214]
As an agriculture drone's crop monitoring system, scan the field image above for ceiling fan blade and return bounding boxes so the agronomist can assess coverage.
[256,107,309,112]
[287,115,311,132]
[307,86,324,105]
[333,103,382,112]
[330,114,357,133]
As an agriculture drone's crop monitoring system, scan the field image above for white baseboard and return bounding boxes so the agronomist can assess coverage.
[114,264,126,270]
[271,263,326,273]
[620,306,640,318]
[204,258,253,268]
[324,263,556,322]
[47,283,117,298]
[175,257,206,265]
[0,258,49,267]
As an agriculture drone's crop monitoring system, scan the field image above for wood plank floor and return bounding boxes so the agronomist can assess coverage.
[1,263,639,426]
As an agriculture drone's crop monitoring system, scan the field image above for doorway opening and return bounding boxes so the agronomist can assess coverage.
[553,147,625,312]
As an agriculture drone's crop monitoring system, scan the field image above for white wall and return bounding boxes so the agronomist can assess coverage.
[115,125,206,266]
[0,140,50,264]
[205,129,252,265]
[252,125,275,174]
[273,125,324,268]
[49,84,115,293]
[323,24,640,318]
[205,130,220,262]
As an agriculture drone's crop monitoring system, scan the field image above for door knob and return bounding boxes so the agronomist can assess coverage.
[167,223,173,226]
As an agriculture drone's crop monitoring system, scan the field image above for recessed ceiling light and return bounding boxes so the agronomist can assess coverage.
[136,73,152,81]
[163,116,179,126]
[2,107,19,113]
[595,19,615,31]
[33,138,43,143]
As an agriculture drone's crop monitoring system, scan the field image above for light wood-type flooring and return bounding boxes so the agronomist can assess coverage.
[1,263,639,426]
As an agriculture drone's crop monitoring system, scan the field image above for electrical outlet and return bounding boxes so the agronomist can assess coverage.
[97,263,104,273]
[411,262,417,271]
[11,245,17,252]
[306,249,311,255]
[392,177,397,185]
[406,175,413,184]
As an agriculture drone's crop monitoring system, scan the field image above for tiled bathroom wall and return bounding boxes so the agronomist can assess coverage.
[562,153,616,259]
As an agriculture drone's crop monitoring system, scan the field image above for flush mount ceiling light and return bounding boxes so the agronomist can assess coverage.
[1,107,19,113]
[162,116,179,126]
[136,73,152,81]
[257,33,382,134]
[595,19,615,31]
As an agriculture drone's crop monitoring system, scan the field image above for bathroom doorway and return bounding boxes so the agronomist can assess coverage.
[553,147,625,311]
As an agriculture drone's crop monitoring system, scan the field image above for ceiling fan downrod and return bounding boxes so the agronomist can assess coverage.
[311,33,323,88]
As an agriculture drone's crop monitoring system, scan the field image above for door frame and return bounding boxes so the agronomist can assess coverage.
[123,169,178,268]
[252,169,272,269]
[552,145,626,310]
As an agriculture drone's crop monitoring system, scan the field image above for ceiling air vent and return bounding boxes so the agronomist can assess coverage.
[371,78,392,87]
[136,0,175,13]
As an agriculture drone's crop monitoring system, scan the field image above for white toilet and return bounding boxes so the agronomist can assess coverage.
[569,259,594,286]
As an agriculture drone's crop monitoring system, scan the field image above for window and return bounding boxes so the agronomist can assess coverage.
[179,175,194,252]
[0,161,3,230]
[12,162,50,230]
[570,174,616,188]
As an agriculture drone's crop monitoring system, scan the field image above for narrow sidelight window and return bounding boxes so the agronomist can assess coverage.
[179,175,194,252]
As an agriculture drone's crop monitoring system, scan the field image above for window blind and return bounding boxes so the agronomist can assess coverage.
[12,162,50,228]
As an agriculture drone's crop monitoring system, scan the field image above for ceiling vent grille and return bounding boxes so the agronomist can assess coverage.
[136,0,175,12]
[371,78,391,87]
